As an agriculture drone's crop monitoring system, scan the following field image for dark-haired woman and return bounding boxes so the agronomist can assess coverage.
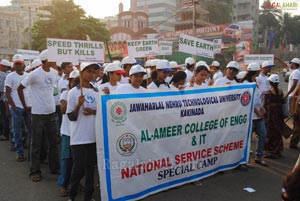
[264,74,284,158]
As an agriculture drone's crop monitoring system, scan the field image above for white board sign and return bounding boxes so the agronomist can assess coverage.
[159,41,173,56]
[127,39,159,58]
[244,54,274,65]
[17,49,39,60]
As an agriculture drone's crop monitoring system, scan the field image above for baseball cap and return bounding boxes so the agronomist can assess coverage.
[143,68,152,80]
[268,74,279,83]
[69,70,80,79]
[247,62,260,71]
[185,57,195,65]
[169,61,181,70]
[226,61,239,70]
[31,59,42,69]
[80,63,100,72]
[145,60,152,67]
[196,61,210,71]
[121,56,137,65]
[156,59,173,72]
[150,59,159,67]
[105,63,126,75]
[289,58,300,65]
[0,59,11,67]
[236,71,247,79]
[262,60,275,68]
[39,49,48,61]
[129,64,146,76]
[211,61,220,67]
[12,54,24,64]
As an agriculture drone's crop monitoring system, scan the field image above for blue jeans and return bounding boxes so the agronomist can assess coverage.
[252,119,267,159]
[57,135,72,188]
[10,107,31,155]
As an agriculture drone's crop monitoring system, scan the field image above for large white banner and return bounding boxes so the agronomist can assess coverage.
[127,39,159,58]
[47,38,104,63]
[179,34,214,58]
[159,41,173,56]
[17,49,39,60]
[244,54,274,65]
[96,84,255,201]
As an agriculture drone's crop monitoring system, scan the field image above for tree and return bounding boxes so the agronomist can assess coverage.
[31,0,110,51]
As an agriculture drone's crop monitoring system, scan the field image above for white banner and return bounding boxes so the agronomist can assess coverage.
[159,41,173,56]
[179,34,214,58]
[244,54,274,65]
[213,39,222,54]
[127,39,159,58]
[47,38,104,64]
[96,84,255,201]
[17,49,39,60]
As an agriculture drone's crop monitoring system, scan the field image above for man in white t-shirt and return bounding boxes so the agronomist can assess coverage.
[18,50,60,182]
[148,60,173,90]
[5,54,31,162]
[184,57,195,84]
[256,61,274,94]
[120,56,137,84]
[214,61,239,86]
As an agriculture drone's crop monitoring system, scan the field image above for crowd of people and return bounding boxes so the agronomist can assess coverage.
[0,50,300,201]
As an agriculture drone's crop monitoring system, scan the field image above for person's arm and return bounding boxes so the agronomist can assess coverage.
[60,100,67,114]
[285,79,298,99]
[67,95,84,121]
[17,84,30,111]
[5,86,17,112]
[274,56,289,70]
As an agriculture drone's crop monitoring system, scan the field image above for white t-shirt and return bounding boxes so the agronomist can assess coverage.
[115,84,146,93]
[165,76,172,84]
[54,75,62,106]
[214,77,237,86]
[185,69,194,84]
[213,70,223,81]
[192,82,208,88]
[60,91,70,136]
[147,81,171,90]
[5,71,31,108]
[288,69,300,96]
[120,76,129,84]
[21,67,57,114]
[58,77,69,93]
[256,73,271,94]
[67,87,98,145]
[98,82,120,93]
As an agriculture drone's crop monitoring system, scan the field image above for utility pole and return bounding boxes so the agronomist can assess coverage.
[21,6,37,50]
[192,0,198,60]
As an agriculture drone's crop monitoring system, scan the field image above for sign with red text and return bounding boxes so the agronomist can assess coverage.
[127,39,159,58]
[47,38,104,64]
[96,84,255,201]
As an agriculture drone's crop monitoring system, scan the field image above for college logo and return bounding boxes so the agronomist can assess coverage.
[240,91,251,106]
[45,76,53,85]
[116,133,137,156]
[110,102,127,125]
[85,95,95,103]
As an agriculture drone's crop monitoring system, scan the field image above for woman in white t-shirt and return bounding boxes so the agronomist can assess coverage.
[57,70,79,197]
[214,61,239,86]
[116,64,147,93]
[187,63,210,88]
[67,63,99,201]
[98,62,125,94]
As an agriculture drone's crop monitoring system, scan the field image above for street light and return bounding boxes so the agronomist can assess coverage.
[21,6,37,50]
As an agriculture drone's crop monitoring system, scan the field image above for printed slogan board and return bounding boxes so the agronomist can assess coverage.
[159,41,173,56]
[127,39,159,58]
[244,54,274,65]
[17,49,39,60]
[47,38,104,63]
[96,84,255,201]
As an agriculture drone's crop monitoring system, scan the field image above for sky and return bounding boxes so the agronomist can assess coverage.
[0,0,299,18]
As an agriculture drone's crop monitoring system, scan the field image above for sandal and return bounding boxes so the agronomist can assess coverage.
[60,187,68,197]
[31,174,41,182]
[255,159,268,167]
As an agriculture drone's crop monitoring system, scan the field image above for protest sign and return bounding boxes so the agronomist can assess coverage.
[96,84,255,201]
[127,39,159,58]
[159,41,173,56]
[244,54,274,65]
[213,39,222,54]
[47,38,104,63]
[17,49,39,60]
[179,34,214,58]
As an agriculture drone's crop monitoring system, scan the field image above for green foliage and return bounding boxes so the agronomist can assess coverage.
[31,0,110,51]
[205,2,232,24]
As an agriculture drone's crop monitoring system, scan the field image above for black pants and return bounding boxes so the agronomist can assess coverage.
[69,143,97,201]
[30,113,59,175]
[0,100,9,138]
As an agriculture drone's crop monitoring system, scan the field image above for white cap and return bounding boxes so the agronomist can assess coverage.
[185,57,195,65]
[80,63,99,72]
[226,61,239,70]
[69,70,80,79]
[150,59,159,67]
[262,60,274,68]
[196,61,210,71]
[247,62,260,71]
[39,49,48,61]
[25,65,31,72]
[169,61,179,69]
[56,62,62,67]
[0,59,11,67]
[105,63,125,74]
[143,68,152,80]
[145,60,152,67]
[268,74,279,83]
[236,71,247,79]
[121,56,136,65]
[290,58,300,65]
[31,59,42,69]
[156,59,173,72]
[12,54,24,64]
[129,64,146,76]
[211,61,220,67]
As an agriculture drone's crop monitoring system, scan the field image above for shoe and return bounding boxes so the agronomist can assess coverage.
[236,164,248,171]
[16,154,25,162]
[255,159,268,167]
[289,145,300,150]
[0,135,8,141]
[30,174,41,182]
